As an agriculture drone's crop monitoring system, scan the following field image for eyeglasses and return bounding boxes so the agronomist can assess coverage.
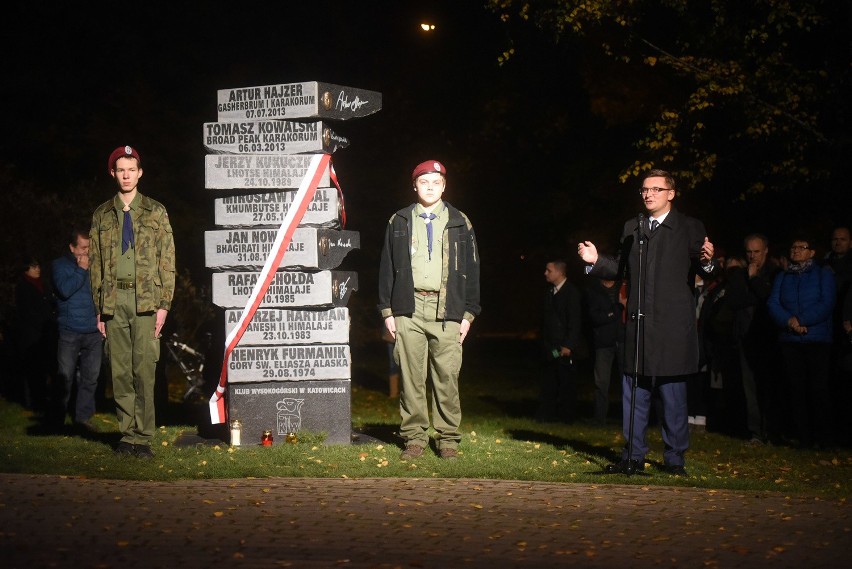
[789,245,810,251]
[638,187,671,196]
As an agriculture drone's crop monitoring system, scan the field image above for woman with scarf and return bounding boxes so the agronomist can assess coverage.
[767,235,835,448]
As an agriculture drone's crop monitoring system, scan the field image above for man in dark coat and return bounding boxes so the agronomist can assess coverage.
[536,260,583,423]
[585,277,625,425]
[578,169,716,476]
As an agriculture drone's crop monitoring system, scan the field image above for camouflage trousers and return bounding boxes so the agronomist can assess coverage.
[106,288,160,446]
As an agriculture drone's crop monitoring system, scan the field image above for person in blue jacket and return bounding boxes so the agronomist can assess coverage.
[767,235,835,448]
[52,228,103,428]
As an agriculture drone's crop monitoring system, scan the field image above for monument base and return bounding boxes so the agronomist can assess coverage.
[228,379,351,445]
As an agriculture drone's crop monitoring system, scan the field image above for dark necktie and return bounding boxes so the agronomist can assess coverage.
[122,209,134,254]
[419,212,437,259]
[650,219,659,232]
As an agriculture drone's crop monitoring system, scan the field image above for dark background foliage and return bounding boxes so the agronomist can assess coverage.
[0,1,849,343]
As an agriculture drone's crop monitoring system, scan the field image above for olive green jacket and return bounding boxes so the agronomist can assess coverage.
[90,193,176,316]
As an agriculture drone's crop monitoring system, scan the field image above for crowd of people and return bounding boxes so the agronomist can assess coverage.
[685,227,852,449]
[565,224,852,453]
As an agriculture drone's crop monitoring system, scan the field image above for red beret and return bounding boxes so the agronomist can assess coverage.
[411,160,446,181]
[108,145,141,173]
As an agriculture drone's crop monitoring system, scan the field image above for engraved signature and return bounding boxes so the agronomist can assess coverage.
[338,276,351,299]
[329,238,352,248]
[335,91,369,112]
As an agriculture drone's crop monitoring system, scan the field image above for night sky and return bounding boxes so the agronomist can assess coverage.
[2,1,849,336]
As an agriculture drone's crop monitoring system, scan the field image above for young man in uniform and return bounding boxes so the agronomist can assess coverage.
[90,146,175,458]
[378,160,481,460]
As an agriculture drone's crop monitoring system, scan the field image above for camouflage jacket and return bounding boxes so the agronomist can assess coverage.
[89,193,176,316]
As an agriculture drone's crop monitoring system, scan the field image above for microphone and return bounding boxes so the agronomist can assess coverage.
[637,213,647,238]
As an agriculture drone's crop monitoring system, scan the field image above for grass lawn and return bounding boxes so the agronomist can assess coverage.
[1,336,849,499]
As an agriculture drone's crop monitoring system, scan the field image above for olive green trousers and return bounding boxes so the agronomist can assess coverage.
[394,294,463,450]
[106,288,159,446]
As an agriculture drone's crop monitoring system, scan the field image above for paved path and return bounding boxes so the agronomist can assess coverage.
[1,474,849,568]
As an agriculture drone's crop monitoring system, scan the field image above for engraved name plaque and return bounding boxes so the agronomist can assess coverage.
[205,228,359,270]
[212,270,357,309]
[214,189,340,228]
[205,153,330,190]
[227,344,350,383]
[225,307,350,346]
[217,81,381,122]
[203,120,349,155]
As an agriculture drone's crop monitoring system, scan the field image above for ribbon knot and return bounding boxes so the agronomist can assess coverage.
[419,212,437,259]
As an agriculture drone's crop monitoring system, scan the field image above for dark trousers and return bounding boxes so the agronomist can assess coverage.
[57,329,103,424]
[780,342,832,447]
[593,344,623,424]
[537,357,576,423]
[687,370,709,418]
[620,374,689,466]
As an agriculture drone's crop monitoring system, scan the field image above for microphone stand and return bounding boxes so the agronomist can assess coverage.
[624,214,647,476]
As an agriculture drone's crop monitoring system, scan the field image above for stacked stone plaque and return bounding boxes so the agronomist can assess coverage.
[206,80,381,445]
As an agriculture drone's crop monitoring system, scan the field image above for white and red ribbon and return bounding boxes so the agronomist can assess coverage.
[209,153,332,424]
[329,162,346,229]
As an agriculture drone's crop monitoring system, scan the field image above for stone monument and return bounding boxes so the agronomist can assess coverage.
[205,81,381,445]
